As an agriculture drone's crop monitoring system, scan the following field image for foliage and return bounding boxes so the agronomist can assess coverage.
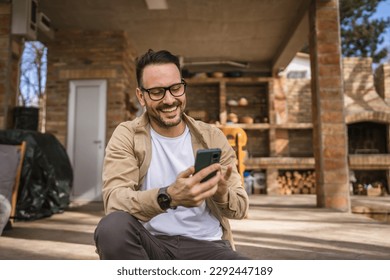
[339,0,390,63]
[18,41,47,107]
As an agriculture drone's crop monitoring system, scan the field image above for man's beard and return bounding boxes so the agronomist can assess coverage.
[148,101,185,128]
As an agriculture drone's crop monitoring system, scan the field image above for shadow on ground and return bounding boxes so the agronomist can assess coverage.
[1,195,389,260]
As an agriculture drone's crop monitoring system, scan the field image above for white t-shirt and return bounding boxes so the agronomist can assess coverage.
[141,126,222,241]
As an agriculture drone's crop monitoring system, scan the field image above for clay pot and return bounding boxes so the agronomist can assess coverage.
[239,116,253,124]
[212,72,224,78]
[227,113,238,123]
[238,97,248,106]
[227,99,238,106]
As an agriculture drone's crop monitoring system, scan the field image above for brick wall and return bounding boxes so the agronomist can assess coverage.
[186,83,220,122]
[276,58,390,157]
[343,58,390,119]
[45,30,137,145]
[285,79,312,123]
[246,129,269,157]
[0,3,11,128]
[375,64,390,105]
[276,58,390,126]
[288,129,313,157]
[0,3,22,130]
[278,57,390,123]
[344,57,374,93]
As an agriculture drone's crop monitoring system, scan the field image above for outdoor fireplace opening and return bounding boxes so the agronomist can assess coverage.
[348,122,388,154]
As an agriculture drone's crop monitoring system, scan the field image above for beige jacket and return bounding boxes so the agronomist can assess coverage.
[102,112,249,249]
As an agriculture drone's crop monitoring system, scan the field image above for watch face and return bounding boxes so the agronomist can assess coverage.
[157,193,171,210]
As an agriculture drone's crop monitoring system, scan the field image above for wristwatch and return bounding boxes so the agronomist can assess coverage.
[157,186,176,210]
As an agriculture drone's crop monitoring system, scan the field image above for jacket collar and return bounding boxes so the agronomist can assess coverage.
[134,111,208,147]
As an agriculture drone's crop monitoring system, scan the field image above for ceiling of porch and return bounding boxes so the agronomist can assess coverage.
[38,0,311,75]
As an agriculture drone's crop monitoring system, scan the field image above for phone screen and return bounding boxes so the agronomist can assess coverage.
[194,148,221,182]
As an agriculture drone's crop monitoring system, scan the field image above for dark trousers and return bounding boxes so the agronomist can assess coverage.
[94,211,249,260]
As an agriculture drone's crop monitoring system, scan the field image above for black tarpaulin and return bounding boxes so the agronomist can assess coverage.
[0,129,73,220]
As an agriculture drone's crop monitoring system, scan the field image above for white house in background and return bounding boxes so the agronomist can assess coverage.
[281,52,311,79]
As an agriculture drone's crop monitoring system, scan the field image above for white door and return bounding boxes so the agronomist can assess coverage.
[67,80,106,202]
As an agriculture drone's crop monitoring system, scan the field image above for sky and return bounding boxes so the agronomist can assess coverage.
[374,0,390,61]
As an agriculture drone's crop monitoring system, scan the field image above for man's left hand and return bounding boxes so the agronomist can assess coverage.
[212,164,232,203]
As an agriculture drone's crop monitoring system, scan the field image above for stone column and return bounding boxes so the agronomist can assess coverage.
[309,0,350,211]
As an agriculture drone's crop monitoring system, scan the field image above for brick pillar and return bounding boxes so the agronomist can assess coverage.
[273,77,287,124]
[0,2,12,129]
[266,168,279,195]
[309,0,350,211]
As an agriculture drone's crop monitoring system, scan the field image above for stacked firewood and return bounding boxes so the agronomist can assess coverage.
[277,170,316,195]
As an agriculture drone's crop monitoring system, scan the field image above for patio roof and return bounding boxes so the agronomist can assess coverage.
[38,0,311,75]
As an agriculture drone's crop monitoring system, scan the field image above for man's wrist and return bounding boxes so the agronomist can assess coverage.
[213,191,229,203]
[166,186,178,208]
[157,186,177,210]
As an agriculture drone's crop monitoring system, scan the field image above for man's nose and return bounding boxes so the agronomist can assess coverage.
[162,89,175,103]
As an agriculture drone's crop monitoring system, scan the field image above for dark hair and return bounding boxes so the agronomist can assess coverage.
[136,49,181,87]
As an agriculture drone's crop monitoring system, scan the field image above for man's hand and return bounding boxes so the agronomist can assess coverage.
[213,164,232,203]
[167,164,221,208]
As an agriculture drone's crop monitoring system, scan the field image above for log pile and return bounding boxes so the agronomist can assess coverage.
[277,170,316,195]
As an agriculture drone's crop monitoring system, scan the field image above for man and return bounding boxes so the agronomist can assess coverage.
[94,49,249,260]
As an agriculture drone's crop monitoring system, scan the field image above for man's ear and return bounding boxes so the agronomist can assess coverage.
[136,88,146,106]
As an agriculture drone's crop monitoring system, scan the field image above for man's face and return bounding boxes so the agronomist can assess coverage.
[136,63,186,130]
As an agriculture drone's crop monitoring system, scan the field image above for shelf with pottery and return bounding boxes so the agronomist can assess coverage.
[215,123,313,130]
[186,77,314,175]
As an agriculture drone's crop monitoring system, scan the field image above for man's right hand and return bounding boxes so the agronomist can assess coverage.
[167,164,221,208]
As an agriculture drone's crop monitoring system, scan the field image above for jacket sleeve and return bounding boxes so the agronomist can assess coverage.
[101,123,164,221]
[209,127,249,220]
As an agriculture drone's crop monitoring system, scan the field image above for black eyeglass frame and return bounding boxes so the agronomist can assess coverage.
[140,79,187,101]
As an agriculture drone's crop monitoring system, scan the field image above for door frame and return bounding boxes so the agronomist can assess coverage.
[67,79,107,201]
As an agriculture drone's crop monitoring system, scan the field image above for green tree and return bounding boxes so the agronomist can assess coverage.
[339,0,390,63]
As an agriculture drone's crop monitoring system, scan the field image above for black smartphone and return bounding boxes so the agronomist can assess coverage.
[194,148,222,182]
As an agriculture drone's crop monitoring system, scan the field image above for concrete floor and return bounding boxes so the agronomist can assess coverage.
[0,195,389,260]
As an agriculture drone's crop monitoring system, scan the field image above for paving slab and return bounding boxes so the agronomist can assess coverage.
[0,195,389,260]
[232,195,390,259]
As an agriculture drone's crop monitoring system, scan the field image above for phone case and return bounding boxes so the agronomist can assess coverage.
[194,148,221,182]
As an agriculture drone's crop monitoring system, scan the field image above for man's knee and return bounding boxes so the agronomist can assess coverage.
[94,211,141,259]
[95,211,138,242]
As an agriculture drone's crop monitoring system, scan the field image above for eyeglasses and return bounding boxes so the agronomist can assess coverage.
[140,80,186,101]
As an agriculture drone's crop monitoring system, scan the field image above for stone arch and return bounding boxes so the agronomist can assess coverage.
[345,111,390,125]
